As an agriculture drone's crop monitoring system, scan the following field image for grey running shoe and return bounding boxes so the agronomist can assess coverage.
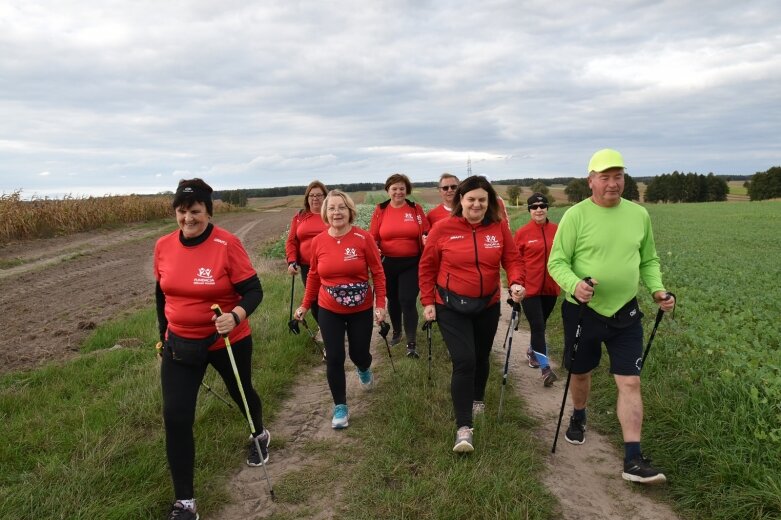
[168,502,199,520]
[527,348,541,368]
[247,428,270,466]
[472,401,485,416]
[565,415,586,445]
[541,367,558,387]
[622,454,667,484]
[453,426,474,453]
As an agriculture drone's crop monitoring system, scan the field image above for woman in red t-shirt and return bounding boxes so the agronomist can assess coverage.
[285,180,328,322]
[419,175,525,454]
[369,173,430,357]
[154,178,267,519]
[295,190,387,430]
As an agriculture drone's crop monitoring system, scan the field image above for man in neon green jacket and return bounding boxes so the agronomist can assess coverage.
[548,148,676,485]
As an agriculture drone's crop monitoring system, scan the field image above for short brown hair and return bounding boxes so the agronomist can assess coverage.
[303,180,328,212]
[321,189,357,225]
[384,173,412,194]
[452,175,501,223]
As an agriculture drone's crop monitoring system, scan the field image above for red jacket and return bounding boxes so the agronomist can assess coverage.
[285,210,328,266]
[303,226,387,314]
[369,199,430,257]
[513,219,560,297]
[426,204,452,226]
[419,216,523,307]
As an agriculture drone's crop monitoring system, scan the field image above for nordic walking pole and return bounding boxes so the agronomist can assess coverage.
[640,292,675,371]
[422,320,434,381]
[287,274,301,335]
[211,305,275,499]
[552,277,593,454]
[378,321,397,373]
[498,299,521,421]
[156,342,233,408]
[301,318,327,360]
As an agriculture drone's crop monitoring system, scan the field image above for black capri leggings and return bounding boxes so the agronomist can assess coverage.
[382,255,420,344]
[161,336,263,500]
[521,295,558,351]
[435,302,500,428]
[318,307,374,405]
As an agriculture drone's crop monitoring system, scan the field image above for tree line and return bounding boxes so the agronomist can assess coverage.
[644,172,728,203]
[744,166,781,201]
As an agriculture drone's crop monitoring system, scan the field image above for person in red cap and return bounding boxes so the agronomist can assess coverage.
[548,149,676,485]
[514,192,560,386]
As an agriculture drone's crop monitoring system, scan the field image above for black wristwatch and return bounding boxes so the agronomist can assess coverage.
[230,311,240,326]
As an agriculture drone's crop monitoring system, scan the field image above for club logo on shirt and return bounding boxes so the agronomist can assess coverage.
[483,235,500,249]
[404,212,415,222]
[344,247,358,261]
[194,267,215,285]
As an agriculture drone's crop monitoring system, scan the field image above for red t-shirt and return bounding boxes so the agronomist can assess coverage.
[427,204,452,226]
[514,219,560,297]
[154,226,256,350]
[419,217,523,307]
[303,226,387,314]
[285,210,328,265]
[369,201,430,257]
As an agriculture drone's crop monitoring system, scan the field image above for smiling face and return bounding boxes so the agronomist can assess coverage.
[589,167,625,207]
[461,188,488,223]
[529,202,548,224]
[308,188,325,213]
[176,201,210,238]
[387,182,407,207]
[325,194,352,233]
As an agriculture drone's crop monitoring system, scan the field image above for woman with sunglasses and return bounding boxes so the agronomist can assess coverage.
[513,192,560,386]
[285,181,329,323]
[427,173,460,226]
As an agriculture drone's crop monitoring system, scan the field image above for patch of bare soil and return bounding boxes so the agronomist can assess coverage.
[491,319,680,520]
[0,209,296,374]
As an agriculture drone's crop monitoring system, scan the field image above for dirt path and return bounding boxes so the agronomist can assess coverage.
[0,208,295,374]
[491,318,680,520]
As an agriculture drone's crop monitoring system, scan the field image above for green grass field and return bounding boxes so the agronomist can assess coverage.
[1,198,779,519]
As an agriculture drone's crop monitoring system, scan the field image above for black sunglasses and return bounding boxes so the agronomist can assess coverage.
[440,185,458,191]
[529,203,548,210]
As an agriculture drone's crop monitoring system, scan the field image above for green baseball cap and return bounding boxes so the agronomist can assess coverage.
[588,149,625,173]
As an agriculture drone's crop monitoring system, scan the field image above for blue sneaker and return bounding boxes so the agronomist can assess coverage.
[356,367,374,390]
[332,404,349,429]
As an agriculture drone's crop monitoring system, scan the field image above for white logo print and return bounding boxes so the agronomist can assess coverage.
[449,235,464,240]
[344,247,358,261]
[635,357,643,372]
[193,267,216,286]
[483,235,500,249]
[404,212,415,222]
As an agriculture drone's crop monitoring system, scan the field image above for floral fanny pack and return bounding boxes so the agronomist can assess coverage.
[324,281,370,307]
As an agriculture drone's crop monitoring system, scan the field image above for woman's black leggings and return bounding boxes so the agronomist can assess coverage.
[300,264,319,323]
[521,295,558,351]
[318,307,373,405]
[161,336,263,500]
[436,303,500,428]
[382,256,420,344]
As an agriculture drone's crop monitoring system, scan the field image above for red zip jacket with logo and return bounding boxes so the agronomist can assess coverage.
[369,199,430,257]
[513,219,560,297]
[285,210,328,266]
[419,216,523,307]
[154,225,255,350]
[302,226,387,314]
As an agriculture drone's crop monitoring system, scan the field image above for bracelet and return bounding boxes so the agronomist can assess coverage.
[230,311,240,326]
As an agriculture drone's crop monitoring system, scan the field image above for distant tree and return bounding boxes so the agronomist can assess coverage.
[705,173,728,201]
[623,174,640,201]
[747,166,781,201]
[506,184,523,206]
[565,178,590,203]
[529,181,550,196]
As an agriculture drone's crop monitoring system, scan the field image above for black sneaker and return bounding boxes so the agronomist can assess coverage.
[406,342,420,358]
[565,415,586,445]
[168,502,199,520]
[390,331,403,346]
[247,428,270,466]
[622,454,667,484]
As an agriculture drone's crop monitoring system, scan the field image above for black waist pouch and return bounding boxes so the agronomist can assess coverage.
[437,285,497,315]
[165,330,218,365]
[588,297,644,328]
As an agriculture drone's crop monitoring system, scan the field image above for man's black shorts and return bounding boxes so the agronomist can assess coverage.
[561,300,644,376]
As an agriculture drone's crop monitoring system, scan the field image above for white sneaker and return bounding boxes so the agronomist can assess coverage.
[356,367,374,390]
[453,426,474,453]
[472,401,485,416]
[331,404,349,429]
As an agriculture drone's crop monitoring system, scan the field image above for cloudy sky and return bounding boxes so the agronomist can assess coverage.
[1,1,779,197]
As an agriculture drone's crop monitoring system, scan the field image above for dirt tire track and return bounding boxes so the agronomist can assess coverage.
[491,315,680,520]
[0,209,295,374]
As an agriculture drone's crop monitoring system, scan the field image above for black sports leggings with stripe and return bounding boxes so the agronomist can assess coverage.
[161,336,263,500]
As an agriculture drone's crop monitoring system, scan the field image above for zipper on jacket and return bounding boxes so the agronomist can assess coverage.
[541,224,549,292]
[472,227,483,296]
